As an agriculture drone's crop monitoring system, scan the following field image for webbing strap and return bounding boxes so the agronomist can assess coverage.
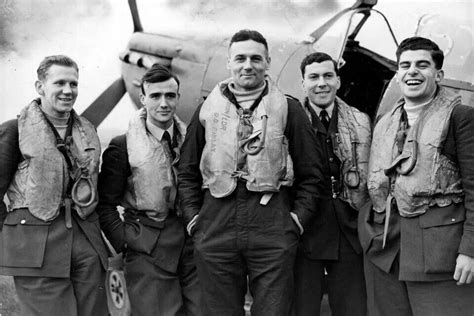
[382,194,393,249]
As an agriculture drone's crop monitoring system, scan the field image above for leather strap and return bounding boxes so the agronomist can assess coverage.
[64,198,72,229]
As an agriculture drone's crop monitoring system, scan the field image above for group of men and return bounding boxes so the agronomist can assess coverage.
[0,27,473,316]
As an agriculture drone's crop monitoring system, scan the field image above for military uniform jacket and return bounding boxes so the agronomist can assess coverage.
[97,121,186,274]
[0,119,108,277]
[301,100,364,260]
[359,99,474,281]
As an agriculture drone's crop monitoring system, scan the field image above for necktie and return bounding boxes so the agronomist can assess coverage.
[163,131,175,160]
[320,109,330,130]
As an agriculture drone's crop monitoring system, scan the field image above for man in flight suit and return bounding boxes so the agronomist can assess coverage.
[178,29,325,315]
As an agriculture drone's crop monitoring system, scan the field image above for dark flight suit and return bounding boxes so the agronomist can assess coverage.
[178,83,325,316]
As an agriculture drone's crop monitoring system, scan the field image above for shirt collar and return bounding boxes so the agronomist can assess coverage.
[308,100,335,119]
[145,119,174,141]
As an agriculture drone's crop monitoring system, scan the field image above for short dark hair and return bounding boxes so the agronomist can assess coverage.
[141,64,180,94]
[229,29,268,52]
[396,36,444,70]
[300,52,338,77]
[37,55,79,81]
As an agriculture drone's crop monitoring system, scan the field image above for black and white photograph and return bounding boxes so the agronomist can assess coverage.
[1,0,473,315]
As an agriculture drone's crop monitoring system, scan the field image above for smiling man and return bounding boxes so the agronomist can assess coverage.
[97,64,201,315]
[360,37,474,315]
[293,52,371,316]
[178,29,325,315]
[0,55,109,315]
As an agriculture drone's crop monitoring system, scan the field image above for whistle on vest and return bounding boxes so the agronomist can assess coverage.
[330,132,342,156]
[330,176,340,199]
[330,132,342,145]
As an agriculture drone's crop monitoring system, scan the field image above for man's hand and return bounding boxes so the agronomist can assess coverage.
[187,214,199,236]
[453,253,474,285]
[290,212,304,235]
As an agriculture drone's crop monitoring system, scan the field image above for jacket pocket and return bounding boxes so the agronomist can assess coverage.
[0,208,49,268]
[123,213,161,255]
[357,201,375,252]
[419,203,465,273]
[360,210,385,253]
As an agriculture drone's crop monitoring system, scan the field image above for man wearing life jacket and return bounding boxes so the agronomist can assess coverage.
[97,64,201,315]
[177,29,325,315]
[293,52,371,316]
[0,55,109,315]
[359,37,474,315]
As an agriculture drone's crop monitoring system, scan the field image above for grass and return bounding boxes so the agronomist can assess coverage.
[0,276,19,316]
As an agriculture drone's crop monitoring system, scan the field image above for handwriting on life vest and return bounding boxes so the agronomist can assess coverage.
[210,112,231,153]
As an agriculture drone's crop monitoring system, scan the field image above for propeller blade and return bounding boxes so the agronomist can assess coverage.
[81,77,126,128]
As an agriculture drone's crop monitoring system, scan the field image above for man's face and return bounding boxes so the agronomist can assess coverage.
[227,40,270,91]
[302,60,340,108]
[140,78,179,129]
[35,65,78,118]
[396,49,443,104]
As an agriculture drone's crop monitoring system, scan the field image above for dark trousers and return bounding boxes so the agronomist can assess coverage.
[365,256,474,316]
[14,217,107,316]
[193,184,300,316]
[179,236,202,316]
[293,233,367,316]
[125,236,201,316]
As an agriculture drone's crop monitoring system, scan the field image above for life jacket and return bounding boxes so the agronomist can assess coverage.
[123,108,186,221]
[7,100,100,221]
[199,78,294,198]
[332,97,371,211]
[368,87,463,217]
